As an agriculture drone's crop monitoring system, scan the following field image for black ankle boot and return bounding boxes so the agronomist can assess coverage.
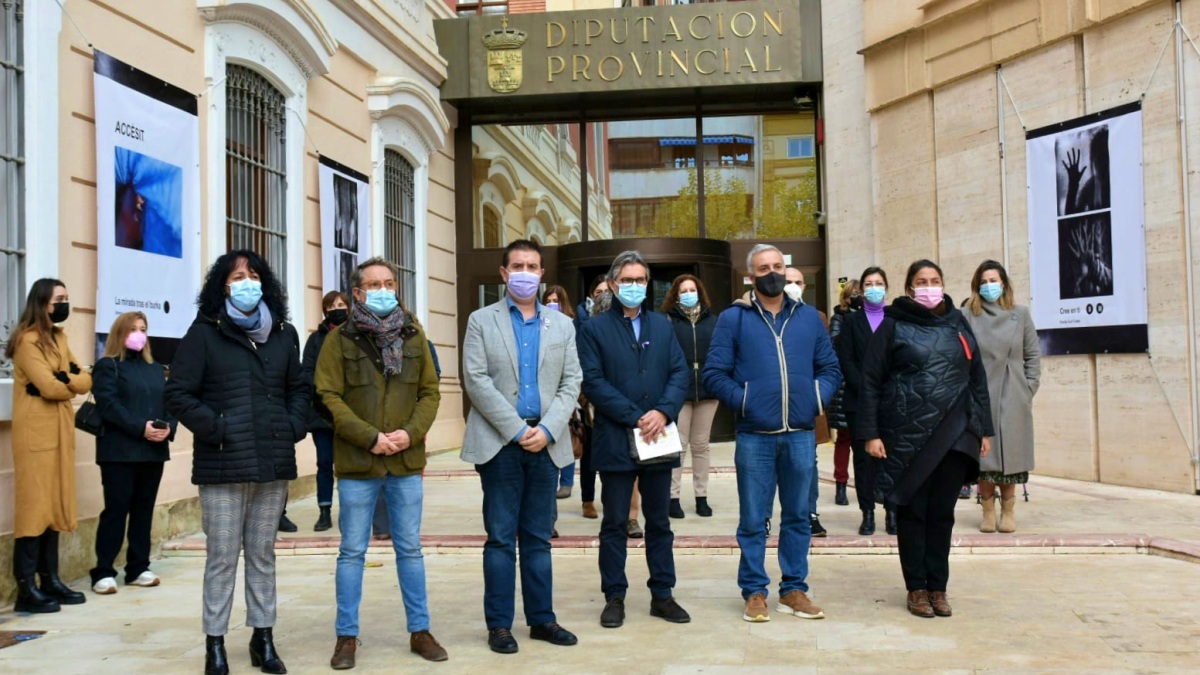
[695,497,712,517]
[249,627,287,674]
[37,530,85,605]
[858,510,876,536]
[835,482,849,506]
[885,508,898,535]
[314,506,332,532]
[14,577,60,613]
[205,635,229,675]
[668,498,685,519]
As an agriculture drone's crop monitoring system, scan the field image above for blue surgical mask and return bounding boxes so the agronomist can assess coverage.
[363,289,399,317]
[228,279,263,313]
[616,283,647,309]
[980,281,1003,303]
[546,302,561,312]
[679,291,699,308]
[863,286,886,305]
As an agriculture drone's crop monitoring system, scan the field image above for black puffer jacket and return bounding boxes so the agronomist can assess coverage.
[855,296,993,502]
[301,322,334,432]
[668,306,718,402]
[826,307,853,429]
[93,353,176,463]
[165,309,309,485]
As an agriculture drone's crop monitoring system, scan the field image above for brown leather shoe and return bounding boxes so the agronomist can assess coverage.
[777,590,825,619]
[582,502,598,519]
[742,593,770,622]
[410,630,448,662]
[929,591,952,617]
[330,635,357,670]
[907,590,935,618]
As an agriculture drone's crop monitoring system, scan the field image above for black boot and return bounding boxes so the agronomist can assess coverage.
[13,536,58,613]
[835,483,849,506]
[810,515,827,537]
[206,635,229,675]
[858,510,876,536]
[695,497,712,517]
[249,627,288,674]
[37,530,85,605]
[885,508,898,535]
[278,511,298,533]
[668,498,685,519]
[314,506,333,532]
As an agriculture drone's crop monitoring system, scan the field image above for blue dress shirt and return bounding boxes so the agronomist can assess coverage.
[506,296,553,443]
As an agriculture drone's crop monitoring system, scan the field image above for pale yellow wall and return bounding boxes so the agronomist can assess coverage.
[426,136,465,451]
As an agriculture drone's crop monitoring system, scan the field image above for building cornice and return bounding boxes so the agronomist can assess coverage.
[327,0,448,86]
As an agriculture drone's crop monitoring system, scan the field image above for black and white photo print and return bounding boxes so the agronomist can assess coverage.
[1055,125,1111,216]
[338,250,355,297]
[333,174,359,252]
[1057,213,1114,299]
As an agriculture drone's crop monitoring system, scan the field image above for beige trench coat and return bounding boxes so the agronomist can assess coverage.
[964,303,1040,476]
[10,328,92,538]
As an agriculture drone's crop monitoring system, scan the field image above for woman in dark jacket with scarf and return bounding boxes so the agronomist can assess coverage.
[857,259,993,620]
[90,311,175,595]
[302,291,350,532]
[662,274,719,519]
[165,250,308,675]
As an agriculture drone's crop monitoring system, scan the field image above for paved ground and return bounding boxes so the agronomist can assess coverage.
[2,441,1199,673]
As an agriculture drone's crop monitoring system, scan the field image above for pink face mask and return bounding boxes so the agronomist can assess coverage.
[125,330,148,352]
[911,287,944,309]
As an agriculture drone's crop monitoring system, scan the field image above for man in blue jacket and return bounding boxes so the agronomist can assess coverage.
[703,244,841,623]
[578,250,691,629]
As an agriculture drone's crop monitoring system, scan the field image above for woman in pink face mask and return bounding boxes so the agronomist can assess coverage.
[854,260,994,620]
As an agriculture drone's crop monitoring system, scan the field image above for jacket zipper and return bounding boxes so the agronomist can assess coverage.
[691,320,699,402]
[751,301,796,431]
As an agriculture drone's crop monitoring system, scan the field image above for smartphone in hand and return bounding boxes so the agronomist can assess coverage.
[151,420,169,430]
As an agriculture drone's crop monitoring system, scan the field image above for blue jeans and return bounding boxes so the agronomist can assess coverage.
[809,456,820,517]
[335,474,429,636]
[477,444,558,629]
[559,462,576,488]
[735,431,815,600]
[312,429,335,506]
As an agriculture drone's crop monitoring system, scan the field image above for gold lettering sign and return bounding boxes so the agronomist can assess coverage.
[483,17,528,94]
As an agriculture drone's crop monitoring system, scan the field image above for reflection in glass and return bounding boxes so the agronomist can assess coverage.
[607,118,699,239]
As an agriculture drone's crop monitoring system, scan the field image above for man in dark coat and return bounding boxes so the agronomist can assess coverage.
[577,250,690,629]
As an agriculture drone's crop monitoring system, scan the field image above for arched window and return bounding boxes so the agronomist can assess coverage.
[483,207,502,249]
[225,65,288,280]
[384,149,416,311]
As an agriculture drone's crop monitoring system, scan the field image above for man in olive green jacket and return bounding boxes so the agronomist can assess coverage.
[315,257,445,669]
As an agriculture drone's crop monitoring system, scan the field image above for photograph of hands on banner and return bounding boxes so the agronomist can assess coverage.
[114,146,184,259]
[1055,124,1113,300]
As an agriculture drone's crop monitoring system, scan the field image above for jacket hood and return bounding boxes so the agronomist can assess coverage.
[732,290,799,313]
[886,294,960,327]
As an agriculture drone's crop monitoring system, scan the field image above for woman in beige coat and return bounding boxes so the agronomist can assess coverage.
[963,261,1041,533]
[6,278,92,612]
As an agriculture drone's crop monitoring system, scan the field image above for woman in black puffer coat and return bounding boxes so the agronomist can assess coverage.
[165,249,308,675]
[826,280,860,508]
[856,259,993,621]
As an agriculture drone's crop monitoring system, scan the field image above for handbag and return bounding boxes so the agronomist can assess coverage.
[568,409,585,460]
[75,359,116,437]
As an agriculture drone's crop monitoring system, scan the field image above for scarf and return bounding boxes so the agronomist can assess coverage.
[351,301,407,377]
[680,303,703,324]
[225,298,273,344]
[865,299,886,333]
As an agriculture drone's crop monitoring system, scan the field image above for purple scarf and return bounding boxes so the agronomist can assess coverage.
[865,300,886,332]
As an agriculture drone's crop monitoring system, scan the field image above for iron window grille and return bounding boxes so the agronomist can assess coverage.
[384,149,417,312]
[225,65,288,282]
[1,0,24,377]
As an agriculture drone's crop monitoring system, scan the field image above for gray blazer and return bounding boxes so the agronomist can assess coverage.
[460,300,583,468]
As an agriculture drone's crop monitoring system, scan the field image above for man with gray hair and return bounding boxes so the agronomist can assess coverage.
[577,250,691,629]
[703,244,841,623]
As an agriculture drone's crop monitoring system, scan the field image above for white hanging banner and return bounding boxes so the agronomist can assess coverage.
[1025,102,1148,355]
[93,51,201,363]
[318,155,371,296]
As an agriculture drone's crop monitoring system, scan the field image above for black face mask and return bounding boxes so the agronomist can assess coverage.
[849,295,864,310]
[50,302,70,324]
[754,272,787,298]
[325,309,348,326]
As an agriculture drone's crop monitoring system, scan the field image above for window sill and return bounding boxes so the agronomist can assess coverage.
[0,379,11,422]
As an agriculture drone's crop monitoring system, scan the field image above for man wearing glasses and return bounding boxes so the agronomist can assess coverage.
[315,257,447,669]
[576,250,690,629]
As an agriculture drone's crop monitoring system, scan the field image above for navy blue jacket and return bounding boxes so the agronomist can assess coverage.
[578,302,689,472]
[703,294,841,434]
[93,353,176,463]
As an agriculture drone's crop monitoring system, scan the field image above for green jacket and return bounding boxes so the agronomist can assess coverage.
[314,317,440,479]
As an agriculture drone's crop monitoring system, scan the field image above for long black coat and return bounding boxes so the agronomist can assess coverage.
[835,309,875,417]
[826,306,853,429]
[92,353,176,463]
[667,306,717,402]
[301,323,334,432]
[165,309,309,485]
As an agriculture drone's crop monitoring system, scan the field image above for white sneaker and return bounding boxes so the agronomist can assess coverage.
[128,571,161,587]
[93,577,118,594]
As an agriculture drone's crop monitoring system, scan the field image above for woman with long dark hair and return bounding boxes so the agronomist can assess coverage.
[302,290,350,532]
[6,278,92,613]
[165,250,308,675]
[857,260,993,619]
[90,311,175,595]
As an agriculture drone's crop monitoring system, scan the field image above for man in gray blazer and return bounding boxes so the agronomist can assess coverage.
[461,239,583,655]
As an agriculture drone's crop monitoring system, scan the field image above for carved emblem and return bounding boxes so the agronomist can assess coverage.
[482,17,527,94]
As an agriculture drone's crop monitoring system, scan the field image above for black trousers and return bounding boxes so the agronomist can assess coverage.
[91,462,165,584]
[579,425,598,503]
[598,468,675,600]
[895,451,971,593]
[847,417,878,512]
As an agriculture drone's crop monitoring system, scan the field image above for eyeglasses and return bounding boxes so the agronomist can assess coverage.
[617,277,649,287]
[359,280,397,292]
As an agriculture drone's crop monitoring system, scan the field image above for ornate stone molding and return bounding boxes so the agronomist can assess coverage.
[198,1,333,79]
[367,76,450,154]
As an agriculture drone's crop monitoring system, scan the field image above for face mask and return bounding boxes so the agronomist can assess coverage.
[755,272,788,299]
[912,287,944,309]
[585,297,595,313]
[325,309,348,326]
[849,295,864,311]
[679,291,699,308]
[783,283,803,302]
[863,286,887,305]
[228,279,263,313]
[49,302,70,324]
[506,271,540,300]
[125,330,148,352]
[362,288,399,317]
[980,281,1003,303]
[546,302,561,312]
[616,283,647,309]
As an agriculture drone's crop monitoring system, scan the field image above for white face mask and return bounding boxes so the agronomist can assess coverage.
[784,283,803,303]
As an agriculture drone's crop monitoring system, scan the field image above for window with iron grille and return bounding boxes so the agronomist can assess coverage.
[225,65,288,282]
[384,149,416,312]
[1,0,24,377]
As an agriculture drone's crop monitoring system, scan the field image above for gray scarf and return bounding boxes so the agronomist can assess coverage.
[225,298,273,344]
